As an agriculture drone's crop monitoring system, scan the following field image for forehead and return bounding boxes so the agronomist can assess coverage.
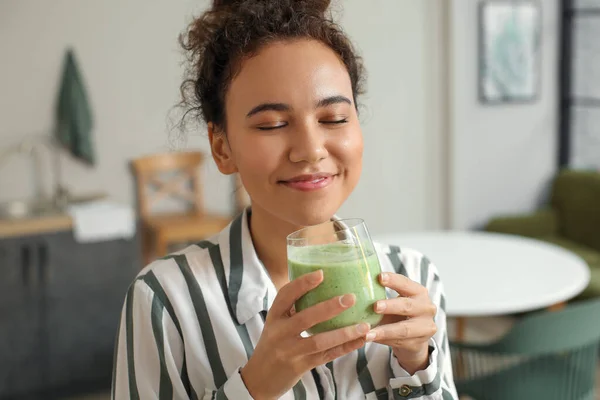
[226,39,353,110]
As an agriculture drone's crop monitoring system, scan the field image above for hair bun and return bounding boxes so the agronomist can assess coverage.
[212,0,244,9]
[212,0,332,14]
[307,0,332,14]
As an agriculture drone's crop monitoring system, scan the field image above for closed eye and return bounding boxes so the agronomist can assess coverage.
[256,123,288,131]
[321,119,348,125]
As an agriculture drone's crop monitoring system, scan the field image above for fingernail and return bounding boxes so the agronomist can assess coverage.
[356,323,370,335]
[366,331,377,342]
[339,293,356,307]
[380,273,389,283]
[375,301,386,313]
[310,270,323,284]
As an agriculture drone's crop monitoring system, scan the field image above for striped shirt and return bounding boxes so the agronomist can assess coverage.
[112,210,458,399]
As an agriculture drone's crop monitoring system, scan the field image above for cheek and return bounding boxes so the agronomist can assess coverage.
[232,135,285,181]
[333,128,364,166]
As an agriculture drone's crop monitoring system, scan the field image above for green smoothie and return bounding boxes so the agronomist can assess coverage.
[288,243,386,334]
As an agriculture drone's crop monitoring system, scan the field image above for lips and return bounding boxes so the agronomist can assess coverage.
[279,173,335,192]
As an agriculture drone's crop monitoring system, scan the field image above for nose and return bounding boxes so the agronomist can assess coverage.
[288,121,328,164]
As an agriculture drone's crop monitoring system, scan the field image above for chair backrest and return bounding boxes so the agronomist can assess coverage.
[130,151,204,218]
[551,169,600,251]
[486,298,600,355]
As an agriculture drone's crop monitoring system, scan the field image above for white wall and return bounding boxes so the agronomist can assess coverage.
[449,0,560,230]
[0,0,444,234]
[338,0,445,234]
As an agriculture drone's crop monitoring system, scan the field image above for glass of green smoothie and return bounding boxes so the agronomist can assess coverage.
[287,219,386,335]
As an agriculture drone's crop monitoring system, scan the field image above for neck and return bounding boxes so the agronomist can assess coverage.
[248,206,302,290]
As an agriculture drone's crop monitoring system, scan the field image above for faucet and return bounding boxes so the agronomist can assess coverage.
[0,135,68,209]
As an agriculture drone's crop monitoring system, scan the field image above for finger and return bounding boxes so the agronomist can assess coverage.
[289,294,356,334]
[378,338,430,355]
[367,318,437,343]
[374,297,437,317]
[379,272,427,297]
[298,322,370,355]
[270,270,323,318]
[313,336,367,367]
[287,306,296,317]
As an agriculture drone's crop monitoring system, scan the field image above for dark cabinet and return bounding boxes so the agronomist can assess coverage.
[45,233,138,393]
[0,236,45,399]
[0,231,139,399]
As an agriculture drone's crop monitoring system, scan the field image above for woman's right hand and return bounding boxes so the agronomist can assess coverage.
[240,270,370,400]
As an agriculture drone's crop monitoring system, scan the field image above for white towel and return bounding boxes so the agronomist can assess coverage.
[67,200,136,243]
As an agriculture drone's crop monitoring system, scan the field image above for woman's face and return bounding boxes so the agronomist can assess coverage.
[210,39,363,227]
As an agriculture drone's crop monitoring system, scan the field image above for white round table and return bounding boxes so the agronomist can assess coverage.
[374,231,590,318]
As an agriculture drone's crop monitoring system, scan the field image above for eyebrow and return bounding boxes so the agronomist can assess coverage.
[316,95,353,108]
[246,103,290,118]
[245,95,353,118]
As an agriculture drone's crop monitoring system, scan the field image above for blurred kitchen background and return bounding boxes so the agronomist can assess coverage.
[1,0,600,399]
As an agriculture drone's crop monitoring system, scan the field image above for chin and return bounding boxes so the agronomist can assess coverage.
[282,202,341,228]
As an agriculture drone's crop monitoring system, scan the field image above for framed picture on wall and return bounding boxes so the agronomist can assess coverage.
[479,1,542,104]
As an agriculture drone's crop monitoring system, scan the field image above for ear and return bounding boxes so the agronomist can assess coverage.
[208,122,238,175]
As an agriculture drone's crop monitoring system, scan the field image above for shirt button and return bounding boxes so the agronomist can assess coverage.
[399,385,412,396]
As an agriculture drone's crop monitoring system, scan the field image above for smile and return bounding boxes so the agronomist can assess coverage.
[279,174,336,192]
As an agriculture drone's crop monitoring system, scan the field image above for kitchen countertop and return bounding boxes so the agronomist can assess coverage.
[0,213,74,238]
[0,192,109,239]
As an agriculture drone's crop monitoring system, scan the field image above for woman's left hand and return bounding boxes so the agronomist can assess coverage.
[367,272,438,375]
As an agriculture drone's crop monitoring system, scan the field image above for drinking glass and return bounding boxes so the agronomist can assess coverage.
[287,218,386,334]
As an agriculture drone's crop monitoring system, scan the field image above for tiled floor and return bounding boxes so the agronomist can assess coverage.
[68,317,600,400]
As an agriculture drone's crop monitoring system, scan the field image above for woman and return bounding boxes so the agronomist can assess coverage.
[113,0,458,399]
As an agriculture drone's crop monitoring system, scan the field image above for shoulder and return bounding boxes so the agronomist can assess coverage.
[130,240,221,305]
[374,241,441,285]
[142,240,217,276]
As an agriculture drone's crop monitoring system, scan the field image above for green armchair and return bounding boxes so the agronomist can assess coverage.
[485,169,600,298]
[450,298,600,400]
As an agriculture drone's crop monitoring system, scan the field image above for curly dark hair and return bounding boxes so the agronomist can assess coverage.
[178,0,366,132]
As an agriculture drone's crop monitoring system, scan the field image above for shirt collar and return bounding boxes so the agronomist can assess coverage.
[217,208,276,325]
[217,208,343,325]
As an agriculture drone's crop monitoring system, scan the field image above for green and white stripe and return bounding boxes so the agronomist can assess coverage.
[112,210,458,399]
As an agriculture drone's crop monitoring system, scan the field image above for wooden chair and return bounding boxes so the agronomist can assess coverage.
[130,151,242,266]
